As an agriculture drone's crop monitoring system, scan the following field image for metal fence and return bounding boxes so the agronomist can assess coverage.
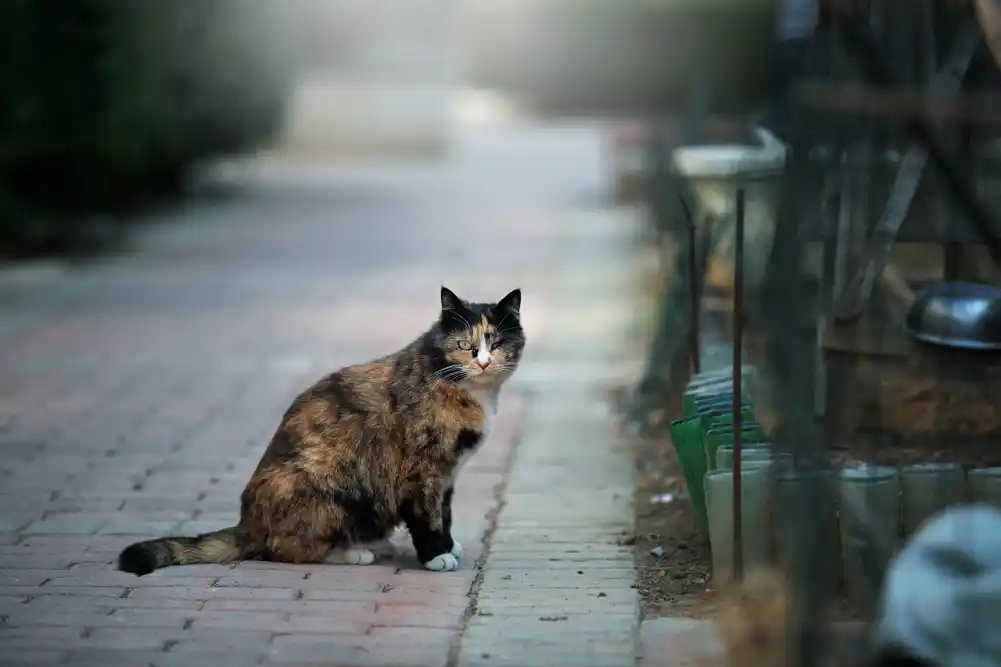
[625,2,1001,665]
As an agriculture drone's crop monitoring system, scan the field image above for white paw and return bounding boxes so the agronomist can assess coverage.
[422,552,459,572]
[450,540,463,559]
[326,548,376,566]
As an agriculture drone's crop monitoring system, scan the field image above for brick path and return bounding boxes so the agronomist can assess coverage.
[0,124,641,666]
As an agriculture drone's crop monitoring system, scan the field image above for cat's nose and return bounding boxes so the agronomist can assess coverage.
[475,359,491,370]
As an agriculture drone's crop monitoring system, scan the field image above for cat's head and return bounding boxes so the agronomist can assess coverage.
[434,286,525,385]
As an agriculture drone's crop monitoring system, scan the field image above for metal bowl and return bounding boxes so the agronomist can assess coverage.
[904,281,1001,350]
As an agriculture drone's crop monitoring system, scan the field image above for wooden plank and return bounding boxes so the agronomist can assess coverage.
[832,22,981,321]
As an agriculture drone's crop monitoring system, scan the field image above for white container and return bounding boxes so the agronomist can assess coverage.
[774,469,841,594]
[671,126,787,293]
[839,466,902,602]
[968,467,1001,507]
[715,444,774,470]
[900,463,967,535]
[705,465,772,586]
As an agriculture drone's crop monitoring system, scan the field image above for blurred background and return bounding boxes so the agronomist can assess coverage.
[0,0,783,257]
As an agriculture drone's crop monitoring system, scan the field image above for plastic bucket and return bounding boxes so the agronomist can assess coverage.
[669,417,710,533]
[705,465,772,585]
[715,444,773,470]
[703,425,763,473]
[900,463,966,536]
[839,466,901,604]
[968,467,1001,508]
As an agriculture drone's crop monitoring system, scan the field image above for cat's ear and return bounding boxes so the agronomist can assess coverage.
[497,288,521,314]
[440,286,464,312]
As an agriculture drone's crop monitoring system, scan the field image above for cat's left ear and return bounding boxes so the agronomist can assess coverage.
[440,286,464,312]
[496,288,521,314]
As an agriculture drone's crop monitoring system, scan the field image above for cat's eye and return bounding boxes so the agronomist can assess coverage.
[457,340,473,351]
[490,340,503,350]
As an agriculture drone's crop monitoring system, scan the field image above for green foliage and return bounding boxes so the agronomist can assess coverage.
[0,0,292,256]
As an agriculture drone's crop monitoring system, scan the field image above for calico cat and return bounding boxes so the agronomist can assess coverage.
[118,286,524,575]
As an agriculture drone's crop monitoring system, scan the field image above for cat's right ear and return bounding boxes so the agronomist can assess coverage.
[440,286,463,312]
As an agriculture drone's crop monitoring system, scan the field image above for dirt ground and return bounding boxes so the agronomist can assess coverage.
[631,420,719,618]
[608,374,719,616]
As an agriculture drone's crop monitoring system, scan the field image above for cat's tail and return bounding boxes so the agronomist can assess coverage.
[117,526,247,576]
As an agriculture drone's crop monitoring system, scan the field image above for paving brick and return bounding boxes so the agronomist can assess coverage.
[168,630,275,653]
[0,595,29,613]
[99,518,184,535]
[6,585,127,599]
[4,606,114,629]
[377,586,470,605]
[371,604,465,629]
[48,571,215,589]
[0,516,33,533]
[0,649,72,664]
[474,599,636,616]
[289,588,380,602]
[0,554,73,570]
[127,585,299,602]
[176,518,237,534]
[98,607,195,629]
[201,596,374,612]
[189,610,287,631]
[0,627,88,650]
[367,627,457,645]
[284,615,372,634]
[80,627,173,650]
[387,571,474,589]
[214,570,308,587]
[268,636,450,667]
[97,596,205,611]
[0,570,57,587]
[70,561,232,579]
[22,514,110,535]
[145,650,269,667]
[297,568,393,589]
[14,535,134,552]
[57,649,224,667]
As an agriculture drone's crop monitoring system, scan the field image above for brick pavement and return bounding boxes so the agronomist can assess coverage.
[0,124,637,666]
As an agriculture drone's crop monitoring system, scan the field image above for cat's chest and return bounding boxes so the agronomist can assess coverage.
[450,388,497,479]
[465,388,497,442]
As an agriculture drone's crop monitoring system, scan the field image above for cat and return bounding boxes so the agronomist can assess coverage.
[118,286,524,575]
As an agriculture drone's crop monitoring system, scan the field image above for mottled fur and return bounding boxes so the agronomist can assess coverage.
[119,287,524,575]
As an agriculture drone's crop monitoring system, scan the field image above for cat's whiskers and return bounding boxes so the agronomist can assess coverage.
[431,365,468,383]
[449,310,473,332]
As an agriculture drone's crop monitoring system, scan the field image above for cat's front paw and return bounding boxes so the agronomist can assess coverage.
[326,548,377,566]
[422,552,459,572]
[450,539,463,559]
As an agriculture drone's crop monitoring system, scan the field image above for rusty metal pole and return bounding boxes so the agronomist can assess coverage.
[732,188,746,580]
[678,193,701,375]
